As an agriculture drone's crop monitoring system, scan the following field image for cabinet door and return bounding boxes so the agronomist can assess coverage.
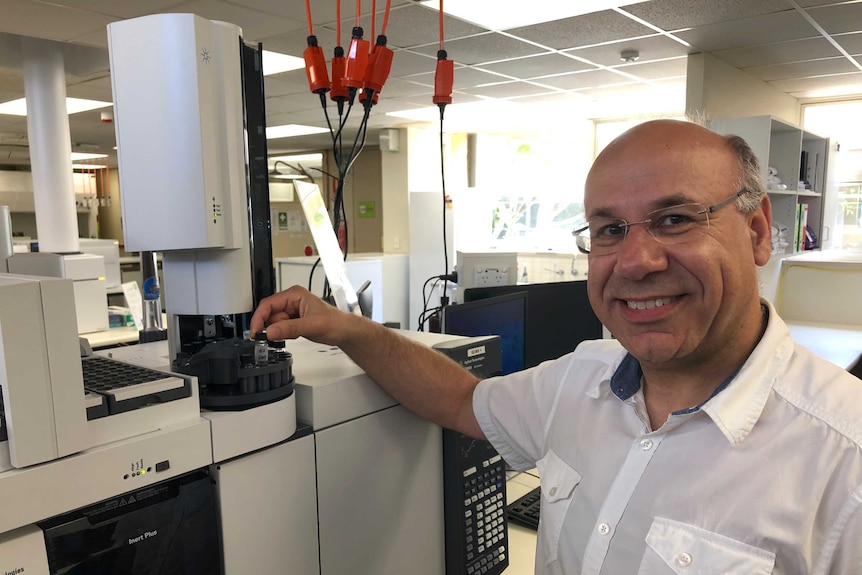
[213,434,320,575]
[316,405,445,575]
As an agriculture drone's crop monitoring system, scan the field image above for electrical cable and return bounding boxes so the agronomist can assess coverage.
[305,0,314,36]
[417,275,439,330]
[432,0,454,308]
[308,257,322,291]
[371,0,376,41]
[337,0,342,46]
[381,0,392,36]
[439,107,449,304]
[299,0,393,301]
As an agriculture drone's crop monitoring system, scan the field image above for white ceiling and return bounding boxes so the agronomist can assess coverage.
[1,0,861,168]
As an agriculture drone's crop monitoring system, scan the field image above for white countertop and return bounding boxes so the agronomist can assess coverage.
[787,321,862,369]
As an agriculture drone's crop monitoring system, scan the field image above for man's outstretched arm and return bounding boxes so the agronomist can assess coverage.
[250,286,486,439]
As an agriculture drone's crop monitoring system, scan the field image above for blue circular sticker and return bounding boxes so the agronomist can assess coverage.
[143,277,160,300]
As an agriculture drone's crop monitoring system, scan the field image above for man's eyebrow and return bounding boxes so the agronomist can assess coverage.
[587,194,697,219]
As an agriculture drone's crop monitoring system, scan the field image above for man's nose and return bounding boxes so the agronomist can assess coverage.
[613,224,668,279]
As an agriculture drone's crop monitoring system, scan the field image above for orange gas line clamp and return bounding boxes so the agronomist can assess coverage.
[343,27,370,93]
[433,49,454,108]
[303,35,331,94]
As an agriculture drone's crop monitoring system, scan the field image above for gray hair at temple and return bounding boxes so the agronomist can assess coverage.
[722,134,766,214]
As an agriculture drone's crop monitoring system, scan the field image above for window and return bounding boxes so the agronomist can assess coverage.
[474,133,588,252]
[803,101,862,250]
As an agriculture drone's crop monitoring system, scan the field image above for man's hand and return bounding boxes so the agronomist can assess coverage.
[250,285,355,346]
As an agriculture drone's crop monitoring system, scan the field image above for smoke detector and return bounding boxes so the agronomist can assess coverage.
[620,50,640,63]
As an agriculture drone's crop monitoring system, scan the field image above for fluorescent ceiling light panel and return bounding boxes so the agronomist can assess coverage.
[0,97,112,116]
[419,0,650,30]
[72,163,107,169]
[388,100,520,123]
[270,153,323,163]
[266,124,329,139]
[70,152,109,160]
[262,50,305,75]
[271,172,306,180]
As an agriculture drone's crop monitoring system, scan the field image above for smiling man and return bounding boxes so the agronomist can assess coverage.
[252,119,862,574]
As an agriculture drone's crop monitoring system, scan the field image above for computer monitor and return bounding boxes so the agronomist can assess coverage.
[440,291,527,375]
[464,281,602,369]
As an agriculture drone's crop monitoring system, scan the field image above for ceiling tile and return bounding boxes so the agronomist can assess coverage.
[507,10,654,50]
[771,71,862,95]
[382,92,485,112]
[476,53,595,79]
[264,91,326,114]
[389,49,438,79]
[807,3,862,35]
[675,10,821,52]
[0,0,116,42]
[69,28,110,49]
[746,56,860,82]
[258,28,337,59]
[367,98,428,114]
[622,0,792,30]
[796,0,852,6]
[378,78,433,99]
[263,74,311,97]
[164,0,306,42]
[565,34,691,67]
[266,110,327,127]
[65,82,114,102]
[504,91,593,106]
[531,69,635,91]
[457,81,557,99]
[834,31,862,55]
[35,0,191,19]
[409,32,548,65]
[349,3,488,49]
[417,63,488,89]
[0,72,24,94]
[67,75,113,91]
[417,66,508,89]
[611,57,688,81]
[712,37,842,68]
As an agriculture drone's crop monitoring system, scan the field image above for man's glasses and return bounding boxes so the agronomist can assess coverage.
[573,190,750,256]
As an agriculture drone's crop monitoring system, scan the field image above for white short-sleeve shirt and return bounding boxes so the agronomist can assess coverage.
[473,300,862,575]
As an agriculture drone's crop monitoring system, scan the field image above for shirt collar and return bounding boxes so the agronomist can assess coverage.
[597,299,794,446]
[702,299,795,446]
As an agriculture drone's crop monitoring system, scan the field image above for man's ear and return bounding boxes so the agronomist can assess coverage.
[750,194,773,266]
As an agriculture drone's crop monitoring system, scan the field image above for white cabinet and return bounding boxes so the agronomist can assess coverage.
[709,115,835,257]
[275,253,409,328]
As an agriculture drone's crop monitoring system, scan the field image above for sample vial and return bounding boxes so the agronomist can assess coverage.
[254,332,269,366]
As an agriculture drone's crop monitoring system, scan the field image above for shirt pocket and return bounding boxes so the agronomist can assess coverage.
[534,449,582,565]
[638,516,775,575]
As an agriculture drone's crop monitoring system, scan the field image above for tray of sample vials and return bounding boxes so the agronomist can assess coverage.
[81,356,192,419]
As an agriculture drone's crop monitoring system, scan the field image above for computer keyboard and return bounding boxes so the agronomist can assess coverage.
[506,485,541,530]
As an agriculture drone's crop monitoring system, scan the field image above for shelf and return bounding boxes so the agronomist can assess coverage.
[709,114,833,253]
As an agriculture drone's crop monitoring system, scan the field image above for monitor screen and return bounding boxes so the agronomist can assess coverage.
[441,291,527,375]
[464,281,602,369]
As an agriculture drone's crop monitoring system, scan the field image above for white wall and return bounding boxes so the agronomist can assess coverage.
[380,128,409,254]
[686,53,800,124]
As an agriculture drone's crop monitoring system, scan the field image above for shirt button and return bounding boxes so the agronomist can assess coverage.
[640,439,653,451]
[597,522,610,535]
[549,487,557,497]
[676,552,692,567]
